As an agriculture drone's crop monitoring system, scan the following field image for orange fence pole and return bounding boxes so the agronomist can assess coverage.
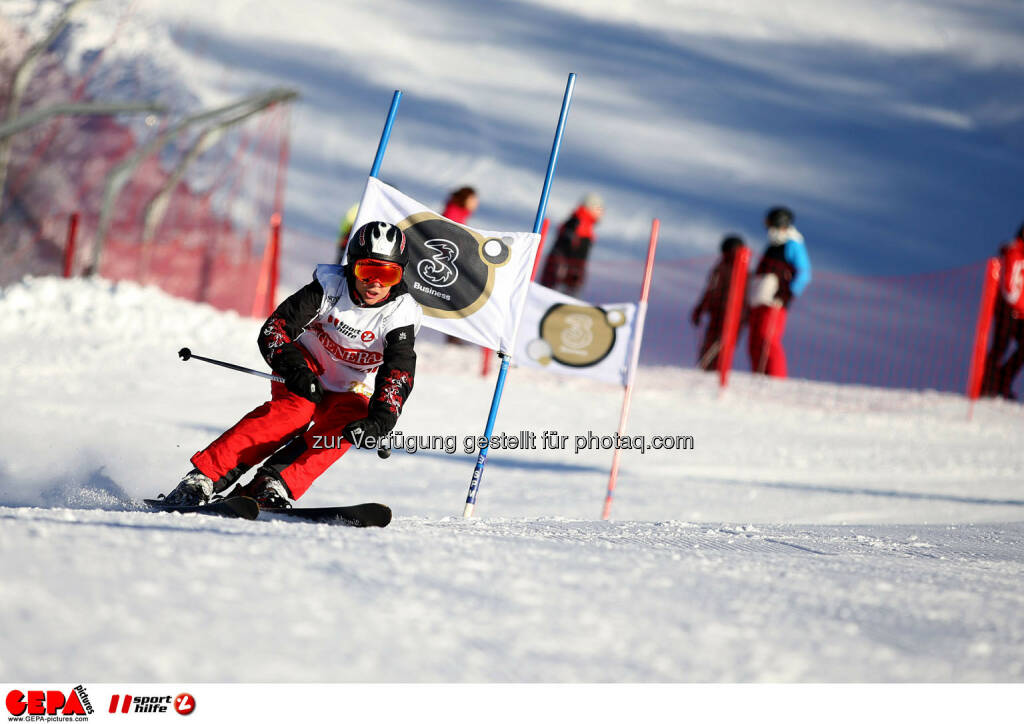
[602,218,660,520]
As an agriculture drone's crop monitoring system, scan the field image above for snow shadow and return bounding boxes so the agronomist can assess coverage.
[727,477,1024,508]
[380,448,609,474]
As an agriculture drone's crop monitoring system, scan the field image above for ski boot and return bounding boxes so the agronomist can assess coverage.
[162,468,214,506]
[235,472,293,509]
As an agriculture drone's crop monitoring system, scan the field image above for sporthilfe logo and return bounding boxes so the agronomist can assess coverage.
[173,693,195,716]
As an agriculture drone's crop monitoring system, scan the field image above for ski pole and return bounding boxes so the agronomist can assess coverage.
[179,346,284,382]
[178,348,391,459]
[697,338,721,370]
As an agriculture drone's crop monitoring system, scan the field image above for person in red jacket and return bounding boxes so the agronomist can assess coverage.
[982,223,1024,400]
[539,193,604,295]
[691,235,747,370]
[442,186,478,225]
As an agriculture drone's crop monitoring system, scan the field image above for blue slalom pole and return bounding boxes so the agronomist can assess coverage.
[361,90,401,461]
[369,90,402,178]
[462,72,577,518]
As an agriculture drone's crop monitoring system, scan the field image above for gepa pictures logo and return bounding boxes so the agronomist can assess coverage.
[6,685,94,718]
[400,212,511,318]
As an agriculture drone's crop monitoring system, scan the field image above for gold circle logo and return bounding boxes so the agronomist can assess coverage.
[535,304,625,367]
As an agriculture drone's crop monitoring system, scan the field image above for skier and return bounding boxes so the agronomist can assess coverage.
[691,234,747,370]
[163,221,422,508]
[539,193,604,296]
[747,206,811,377]
[981,223,1024,399]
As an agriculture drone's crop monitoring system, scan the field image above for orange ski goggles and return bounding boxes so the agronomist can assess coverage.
[353,258,404,287]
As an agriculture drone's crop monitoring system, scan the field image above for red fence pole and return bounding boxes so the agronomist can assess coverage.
[718,246,751,388]
[265,213,282,316]
[62,212,80,278]
[480,343,492,377]
[965,257,1001,415]
[251,104,290,319]
[250,218,275,318]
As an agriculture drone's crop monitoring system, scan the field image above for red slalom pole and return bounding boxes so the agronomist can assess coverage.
[530,217,550,280]
[62,212,80,278]
[602,218,659,521]
[718,246,750,388]
[966,257,1001,419]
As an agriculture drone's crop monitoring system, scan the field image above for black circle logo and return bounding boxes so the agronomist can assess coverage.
[400,213,510,318]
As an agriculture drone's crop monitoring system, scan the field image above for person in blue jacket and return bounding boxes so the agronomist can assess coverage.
[746,206,811,376]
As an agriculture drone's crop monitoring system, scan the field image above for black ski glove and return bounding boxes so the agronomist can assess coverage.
[282,366,324,403]
[341,417,386,449]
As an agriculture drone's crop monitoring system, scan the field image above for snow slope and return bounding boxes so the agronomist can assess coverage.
[4,0,1024,278]
[1,277,1023,682]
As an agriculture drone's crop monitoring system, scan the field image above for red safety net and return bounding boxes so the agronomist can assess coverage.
[0,19,288,317]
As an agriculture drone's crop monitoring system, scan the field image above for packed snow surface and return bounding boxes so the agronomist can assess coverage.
[1,277,1023,681]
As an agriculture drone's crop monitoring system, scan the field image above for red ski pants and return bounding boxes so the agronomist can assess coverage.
[748,305,788,377]
[190,382,369,499]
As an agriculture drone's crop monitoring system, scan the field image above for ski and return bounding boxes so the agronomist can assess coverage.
[143,496,260,520]
[144,495,390,527]
[259,503,392,528]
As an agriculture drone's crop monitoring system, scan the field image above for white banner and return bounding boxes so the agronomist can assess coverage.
[349,178,540,354]
[514,282,636,386]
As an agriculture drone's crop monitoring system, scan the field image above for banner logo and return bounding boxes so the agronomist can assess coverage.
[400,212,510,318]
[418,239,459,287]
[559,313,595,350]
[7,686,94,719]
[527,304,627,367]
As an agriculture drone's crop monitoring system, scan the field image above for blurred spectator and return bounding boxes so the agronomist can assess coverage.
[747,206,811,377]
[335,202,360,264]
[981,223,1024,400]
[442,186,478,225]
[539,193,604,296]
[691,235,747,370]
